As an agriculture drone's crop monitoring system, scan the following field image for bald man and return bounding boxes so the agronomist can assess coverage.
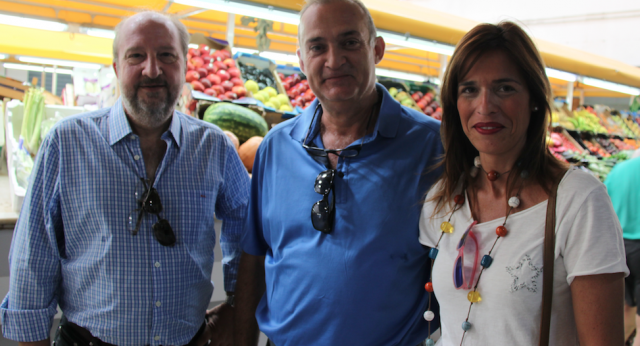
[1,11,249,346]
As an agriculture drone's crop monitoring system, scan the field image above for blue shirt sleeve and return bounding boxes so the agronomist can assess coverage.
[1,135,63,342]
[241,140,269,256]
[216,141,251,292]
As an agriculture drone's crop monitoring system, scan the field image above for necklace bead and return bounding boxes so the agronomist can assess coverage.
[428,248,439,259]
[474,156,482,168]
[467,291,482,303]
[440,221,454,233]
[462,321,472,331]
[425,282,434,292]
[487,171,499,181]
[426,339,435,346]
[454,194,465,205]
[423,310,435,321]
[481,255,493,268]
[496,225,508,237]
[508,196,520,208]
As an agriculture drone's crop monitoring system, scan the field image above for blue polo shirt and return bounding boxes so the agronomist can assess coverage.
[242,84,443,345]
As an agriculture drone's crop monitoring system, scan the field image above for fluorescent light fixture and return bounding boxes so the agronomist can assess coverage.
[85,28,115,39]
[375,68,428,82]
[581,77,640,96]
[260,52,299,64]
[545,68,577,82]
[188,44,199,49]
[17,56,102,70]
[233,47,299,64]
[0,54,7,60]
[173,0,300,25]
[378,30,455,56]
[0,14,67,32]
[4,63,73,75]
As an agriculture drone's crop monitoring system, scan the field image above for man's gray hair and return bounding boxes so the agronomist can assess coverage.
[299,0,377,43]
[112,11,190,61]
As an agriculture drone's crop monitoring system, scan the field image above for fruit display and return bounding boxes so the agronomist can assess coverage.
[583,139,610,157]
[413,90,441,120]
[623,117,640,137]
[594,137,619,155]
[566,109,608,134]
[610,138,636,151]
[280,73,315,110]
[185,44,246,101]
[202,102,268,143]
[238,58,292,112]
[238,136,263,172]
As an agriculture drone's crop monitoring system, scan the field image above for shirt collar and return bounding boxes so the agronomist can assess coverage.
[289,83,401,143]
[108,97,182,147]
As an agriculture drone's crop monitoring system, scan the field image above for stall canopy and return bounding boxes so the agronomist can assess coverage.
[1,0,639,97]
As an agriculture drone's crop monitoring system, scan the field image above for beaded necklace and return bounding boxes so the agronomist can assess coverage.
[423,157,528,346]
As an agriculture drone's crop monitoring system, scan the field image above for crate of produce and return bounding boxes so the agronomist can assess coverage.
[234,52,293,113]
[185,34,248,102]
[5,99,84,212]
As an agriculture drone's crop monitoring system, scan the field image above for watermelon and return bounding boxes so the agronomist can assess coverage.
[203,102,268,143]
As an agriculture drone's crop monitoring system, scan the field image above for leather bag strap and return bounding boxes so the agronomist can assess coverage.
[539,173,564,346]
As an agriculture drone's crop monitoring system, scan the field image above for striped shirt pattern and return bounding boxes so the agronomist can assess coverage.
[1,99,250,344]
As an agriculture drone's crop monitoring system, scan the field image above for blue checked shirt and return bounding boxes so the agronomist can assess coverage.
[0,99,250,344]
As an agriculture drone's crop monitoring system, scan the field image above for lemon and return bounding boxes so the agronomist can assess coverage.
[279,104,293,112]
[245,80,259,94]
[263,86,277,98]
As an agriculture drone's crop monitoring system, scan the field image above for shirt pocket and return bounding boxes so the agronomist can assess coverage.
[167,190,217,254]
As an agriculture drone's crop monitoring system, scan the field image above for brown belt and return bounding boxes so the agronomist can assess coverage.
[56,315,206,346]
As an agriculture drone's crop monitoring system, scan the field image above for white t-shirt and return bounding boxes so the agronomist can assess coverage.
[419,168,628,346]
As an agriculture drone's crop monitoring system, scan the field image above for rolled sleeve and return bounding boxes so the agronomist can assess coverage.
[1,296,58,342]
[217,144,251,292]
[1,136,63,341]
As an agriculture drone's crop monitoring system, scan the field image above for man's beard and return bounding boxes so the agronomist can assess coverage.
[121,76,180,127]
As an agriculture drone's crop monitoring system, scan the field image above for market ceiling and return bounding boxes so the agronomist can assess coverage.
[1,0,640,93]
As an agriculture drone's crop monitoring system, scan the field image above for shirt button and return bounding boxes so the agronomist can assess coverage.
[154,262,161,268]
[154,336,160,341]
[134,155,140,160]
[156,301,162,307]
[130,135,136,140]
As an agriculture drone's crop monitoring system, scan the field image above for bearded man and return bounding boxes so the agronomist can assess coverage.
[1,11,248,346]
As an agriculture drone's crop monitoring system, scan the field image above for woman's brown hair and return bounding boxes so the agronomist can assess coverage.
[431,21,567,214]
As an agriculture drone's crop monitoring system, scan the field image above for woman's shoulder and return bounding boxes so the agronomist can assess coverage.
[557,166,605,199]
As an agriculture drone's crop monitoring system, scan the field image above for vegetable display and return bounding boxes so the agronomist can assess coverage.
[20,88,45,155]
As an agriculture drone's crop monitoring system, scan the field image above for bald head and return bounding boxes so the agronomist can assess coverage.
[113,11,190,62]
[298,0,377,47]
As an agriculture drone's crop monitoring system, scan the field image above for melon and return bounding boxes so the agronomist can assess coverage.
[238,136,263,172]
[203,102,268,143]
[224,130,239,150]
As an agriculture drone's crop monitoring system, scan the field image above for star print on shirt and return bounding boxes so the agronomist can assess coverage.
[506,254,543,293]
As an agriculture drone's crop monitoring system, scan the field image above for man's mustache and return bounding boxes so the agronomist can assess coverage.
[137,77,168,88]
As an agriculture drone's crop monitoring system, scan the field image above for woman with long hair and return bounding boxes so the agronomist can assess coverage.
[419,21,628,345]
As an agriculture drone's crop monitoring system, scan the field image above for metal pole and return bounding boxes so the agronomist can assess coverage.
[579,89,584,107]
[52,65,58,96]
[438,54,447,84]
[565,80,574,110]
[226,13,235,49]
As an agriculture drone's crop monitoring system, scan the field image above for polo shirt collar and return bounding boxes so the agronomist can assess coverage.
[289,83,401,143]
[108,97,182,147]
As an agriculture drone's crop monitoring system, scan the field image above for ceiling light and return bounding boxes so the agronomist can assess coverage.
[3,63,73,75]
[0,54,7,60]
[188,44,199,49]
[233,48,299,64]
[0,14,67,32]
[17,56,103,70]
[259,52,299,64]
[545,68,577,82]
[375,68,428,82]
[581,77,640,96]
[173,0,300,25]
[378,30,455,56]
[84,28,115,39]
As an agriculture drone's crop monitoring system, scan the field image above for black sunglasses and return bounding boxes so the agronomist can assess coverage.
[128,179,176,247]
[302,104,373,158]
[311,169,336,233]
